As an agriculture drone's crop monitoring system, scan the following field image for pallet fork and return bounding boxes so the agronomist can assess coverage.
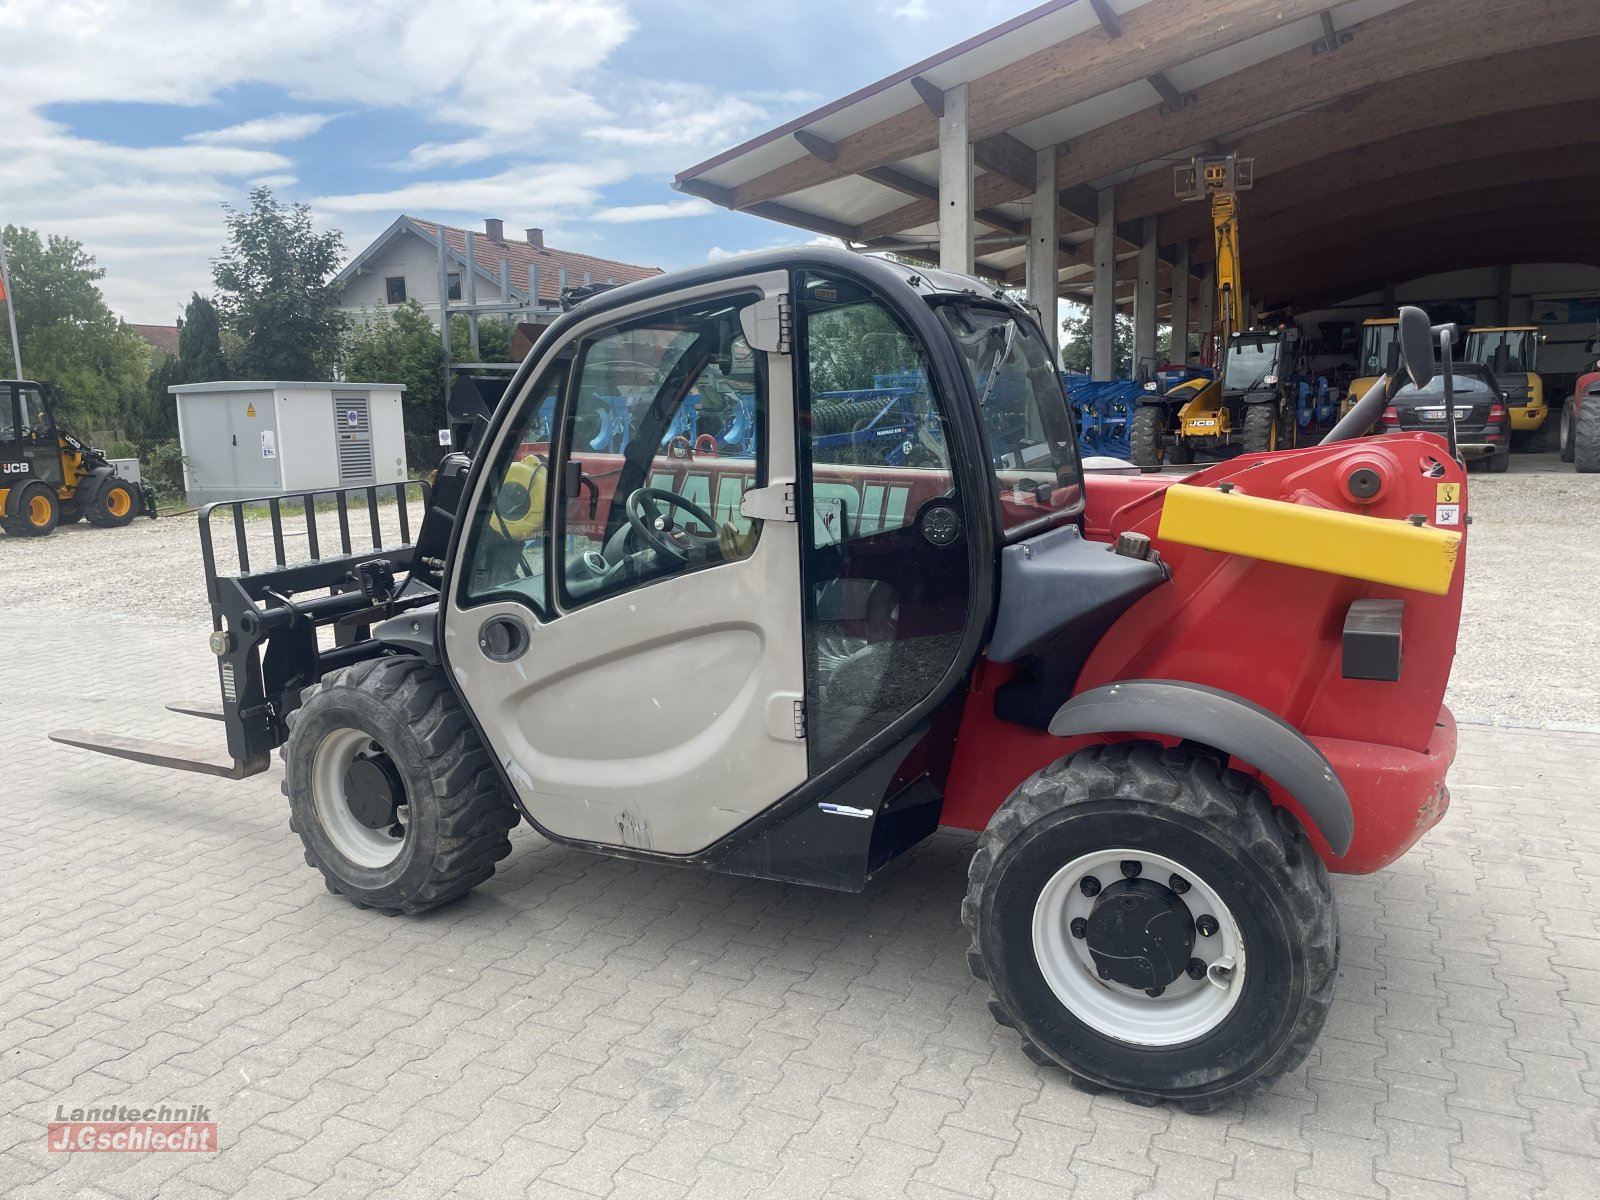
[50,470,466,777]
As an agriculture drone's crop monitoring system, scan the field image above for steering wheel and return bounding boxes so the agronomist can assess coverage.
[624,487,720,563]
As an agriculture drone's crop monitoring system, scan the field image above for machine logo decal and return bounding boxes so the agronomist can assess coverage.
[1,462,30,474]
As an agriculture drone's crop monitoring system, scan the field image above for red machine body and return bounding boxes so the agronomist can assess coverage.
[945,434,1467,874]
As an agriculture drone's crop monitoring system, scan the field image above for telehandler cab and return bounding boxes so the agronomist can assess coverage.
[54,249,1468,1109]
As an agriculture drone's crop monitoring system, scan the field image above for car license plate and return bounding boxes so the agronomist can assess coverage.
[1417,407,1471,420]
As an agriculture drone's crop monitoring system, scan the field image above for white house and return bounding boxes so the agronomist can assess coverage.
[334,217,662,334]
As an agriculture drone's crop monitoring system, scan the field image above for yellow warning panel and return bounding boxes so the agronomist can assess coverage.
[1435,482,1460,503]
[245,403,257,418]
[1157,484,1462,596]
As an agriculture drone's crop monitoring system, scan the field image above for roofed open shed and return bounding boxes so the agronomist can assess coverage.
[676,0,1600,378]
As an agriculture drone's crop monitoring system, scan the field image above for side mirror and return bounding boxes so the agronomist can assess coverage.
[1398,306,1434,390]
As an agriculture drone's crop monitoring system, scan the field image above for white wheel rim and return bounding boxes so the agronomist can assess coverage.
[311,728,408,869]
[1031,848,1246,1047]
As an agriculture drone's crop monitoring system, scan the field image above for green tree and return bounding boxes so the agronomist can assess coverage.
[0,223,149,429]
[213,187,346,379]
[178,293,229,382]
[448,314,513,364]
[1059,308,1175,379]
[345,302,447,469]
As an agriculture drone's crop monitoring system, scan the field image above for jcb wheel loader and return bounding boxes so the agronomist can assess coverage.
[54,249,1467,1111]
[1,379,156,537]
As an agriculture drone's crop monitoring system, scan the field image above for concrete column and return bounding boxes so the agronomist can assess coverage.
[1092,188,1116,381]
[1133,216,1159,379]
[1171,240,1191,362]
[1197,263,1215,363]
[938,83,975,276]
[1025,145,1060,359]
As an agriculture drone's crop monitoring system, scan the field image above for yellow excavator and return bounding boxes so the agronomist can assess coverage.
[1129,154,1291,466]
[1462,325,1548,450]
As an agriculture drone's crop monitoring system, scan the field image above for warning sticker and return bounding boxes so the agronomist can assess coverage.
[1435,503,1460,526]
[346,410,359,427]
[1435,482,1460,503]
[245,403,256,418]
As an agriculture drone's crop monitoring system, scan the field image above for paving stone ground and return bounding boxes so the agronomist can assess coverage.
[1,611,1597,1200]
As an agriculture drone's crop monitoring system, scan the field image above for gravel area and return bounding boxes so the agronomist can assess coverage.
[2,472,1595,721]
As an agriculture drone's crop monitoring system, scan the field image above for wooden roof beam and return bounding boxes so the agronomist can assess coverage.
[1052,0,1599,193]
[1113,42,1600,226]
[712,0,1346,210]
[674,177,864,243]
[1088,0,1122,39]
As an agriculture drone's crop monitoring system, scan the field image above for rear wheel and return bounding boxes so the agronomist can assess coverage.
[284,656,521,914]
[1558,404,1576,463]
[89,478,139,527]
[1514,423,1547,453]
[1489,445,1511,473]
[1576,399,1600,474]
[963,741,1337,1110]
[1241,404,1278,454]
[2,483,59,537]
[1128,407,1165,468]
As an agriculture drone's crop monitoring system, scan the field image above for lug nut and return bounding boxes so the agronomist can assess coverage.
[1070,918,1088,939]
[1169,874,1190,894]
[1145,986,1165,998]
[1080,876,1101,897]
[1186,958,1207,980]
[1120,860,1141,878]
[1196,914,1220,937]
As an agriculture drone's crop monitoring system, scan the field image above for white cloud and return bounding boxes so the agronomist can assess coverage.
[708,235,842,261]
[310,161,631,219]
[591,200,714,224]
[187,113,334,146]
[892,0,931,17]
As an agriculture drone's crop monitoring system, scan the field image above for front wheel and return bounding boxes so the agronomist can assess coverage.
[1128,407,1165,468]
[90,478,140,527]
[283,656,520,914]
[963,741,1337,1110]
[1241,404,1277,454]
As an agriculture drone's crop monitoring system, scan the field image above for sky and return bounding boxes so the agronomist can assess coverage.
[0,0,1031,324]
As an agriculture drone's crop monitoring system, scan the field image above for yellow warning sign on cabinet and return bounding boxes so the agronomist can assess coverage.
[1435,482,1460,503]
[245,403,256,417]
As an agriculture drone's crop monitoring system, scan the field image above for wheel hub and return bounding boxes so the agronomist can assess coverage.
[1084,878,1196,991]
[343,753,404,831]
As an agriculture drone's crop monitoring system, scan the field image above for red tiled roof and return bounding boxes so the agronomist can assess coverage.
[130,323,180,356]
[407,219,662,303]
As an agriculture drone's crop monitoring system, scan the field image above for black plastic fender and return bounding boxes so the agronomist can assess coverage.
[73,465,115,507]
[374,604,440,665]
[1047,679,1354,856]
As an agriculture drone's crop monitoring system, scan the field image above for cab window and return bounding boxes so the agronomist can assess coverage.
[459,294,765,617]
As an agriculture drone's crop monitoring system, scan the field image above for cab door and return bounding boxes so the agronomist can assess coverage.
[443,272,809,856]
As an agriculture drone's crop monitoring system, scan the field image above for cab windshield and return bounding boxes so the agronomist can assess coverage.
[1360,322,1398,374]
[1464,329,1535,374]
[1223,337,1279,391]
[937,304,1082,536]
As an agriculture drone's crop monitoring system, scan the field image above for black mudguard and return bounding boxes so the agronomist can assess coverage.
[1048,679,1355,856]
